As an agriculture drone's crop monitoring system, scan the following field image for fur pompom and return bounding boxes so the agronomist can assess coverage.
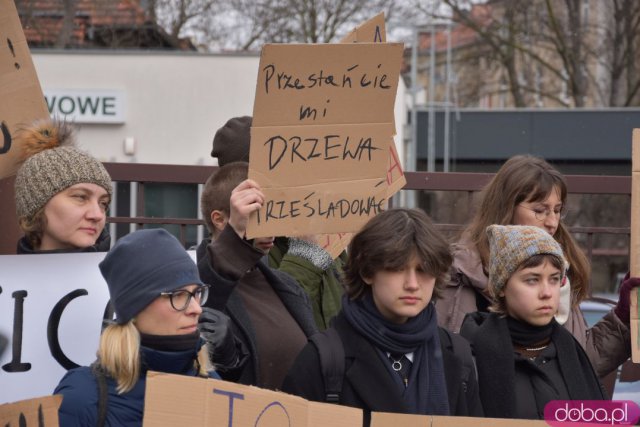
[17,119,75,162]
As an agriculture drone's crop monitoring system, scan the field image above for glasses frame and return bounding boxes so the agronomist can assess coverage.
[518,204,568,221]
[160,285,210,311]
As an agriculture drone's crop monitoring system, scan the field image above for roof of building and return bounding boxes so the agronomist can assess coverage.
[16,0,195,50]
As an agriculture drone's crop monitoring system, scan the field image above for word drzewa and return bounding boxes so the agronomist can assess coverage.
[264,134,382,170]
[256,192,386,224]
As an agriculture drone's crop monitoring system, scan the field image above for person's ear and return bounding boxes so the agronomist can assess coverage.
[211,210,228,233]
[362,276,373,286]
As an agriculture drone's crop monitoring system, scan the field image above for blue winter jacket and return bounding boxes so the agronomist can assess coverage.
[54,342,220,426]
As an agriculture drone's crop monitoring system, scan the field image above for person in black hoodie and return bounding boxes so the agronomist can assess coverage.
[14,119,112,254]
[460,224,606,420]
[283,208,483,424]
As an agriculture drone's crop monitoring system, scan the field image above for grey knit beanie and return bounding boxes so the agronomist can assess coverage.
[211,116,252,166]
[14,120,112,221]
[99,228,205,324]
[487,225,567,296]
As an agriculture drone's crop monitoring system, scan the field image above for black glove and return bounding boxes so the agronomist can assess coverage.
[199,307,238,368]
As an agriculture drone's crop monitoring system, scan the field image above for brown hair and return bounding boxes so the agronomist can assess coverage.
[489,253,565,315]
[200,162,248,234]
[343,208,452,300]
[464,155,590,305]
[18,206,47,249]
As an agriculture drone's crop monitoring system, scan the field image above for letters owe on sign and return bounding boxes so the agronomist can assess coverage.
[44,89,125,124]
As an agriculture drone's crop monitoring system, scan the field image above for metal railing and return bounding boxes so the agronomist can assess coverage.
[104,163,632,263]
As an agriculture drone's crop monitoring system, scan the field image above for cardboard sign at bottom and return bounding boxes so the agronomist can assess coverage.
[143,371,362,427]
[371,412,548,427]
[0,395,62,426]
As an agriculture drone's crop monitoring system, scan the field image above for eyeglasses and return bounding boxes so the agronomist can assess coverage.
[160,285,209,311]
[518,204,568,221]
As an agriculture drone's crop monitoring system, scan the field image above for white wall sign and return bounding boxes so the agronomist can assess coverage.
[0,251,197,404]
[44,89,125,124]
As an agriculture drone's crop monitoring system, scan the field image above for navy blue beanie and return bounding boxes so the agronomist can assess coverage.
[99,228,204,324]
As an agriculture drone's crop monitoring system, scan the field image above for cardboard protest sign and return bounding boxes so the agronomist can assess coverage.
[318,232,352,260]
[248,42,403,239]
[340,12,406,197]
[253,178,388,237]
[0,0,49,179]
[249,123,391,187]
[340,13,386,44]
[318,13,406,258]
[371,412,548,427]
[252,43,402,127]
[0,395,62,426]
[631,128,640,363]
[143,371,362,427]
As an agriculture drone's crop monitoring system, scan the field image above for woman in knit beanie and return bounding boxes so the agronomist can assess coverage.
[460,225,606,420]
[14,119,113,253]
[436,154,632,382]
[54,228,219,426]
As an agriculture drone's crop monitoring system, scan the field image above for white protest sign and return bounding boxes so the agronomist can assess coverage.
[0,253,109,403]
[0,251,197,404]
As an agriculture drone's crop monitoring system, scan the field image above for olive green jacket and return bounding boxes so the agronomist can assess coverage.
[268,237,346,330]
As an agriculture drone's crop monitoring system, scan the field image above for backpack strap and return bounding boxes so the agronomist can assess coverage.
[439,328,475,393]
[308,328,345,403]
[90,361,108,427]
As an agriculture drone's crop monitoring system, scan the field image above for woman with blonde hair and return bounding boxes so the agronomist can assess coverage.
[436,154,632,378]
[54,228,218,426]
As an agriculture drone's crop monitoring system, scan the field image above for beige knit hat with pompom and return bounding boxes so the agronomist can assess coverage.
[14,119,112,221]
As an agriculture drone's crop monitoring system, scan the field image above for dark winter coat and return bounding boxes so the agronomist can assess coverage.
[460,312,606,420]
[54,343,217,427]
[282,313,483,425]
[197,229,317,386]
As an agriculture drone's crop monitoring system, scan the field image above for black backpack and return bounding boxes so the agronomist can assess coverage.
[309,327,474,402]
[308,328,345,403]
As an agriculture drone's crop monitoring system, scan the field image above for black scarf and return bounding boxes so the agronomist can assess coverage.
[341,294,450,415]
[470,314,606,419]
[506,316,555,347]
[140,331,201,352]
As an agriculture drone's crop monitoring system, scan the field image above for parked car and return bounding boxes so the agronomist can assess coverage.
[580,296,616,327]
